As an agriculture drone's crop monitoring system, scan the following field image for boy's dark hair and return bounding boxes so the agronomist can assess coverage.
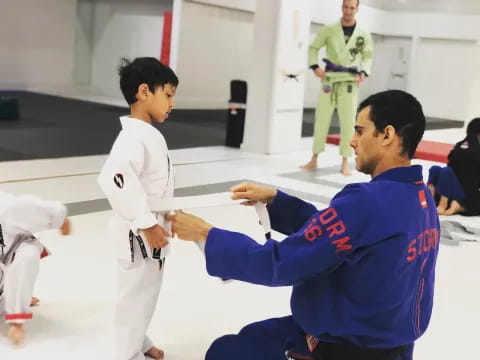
[118,57,179,105]
[358,90,425,159]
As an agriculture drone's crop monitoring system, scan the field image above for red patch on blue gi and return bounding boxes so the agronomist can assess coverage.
[418,190,427,209]
[114,173,125,189]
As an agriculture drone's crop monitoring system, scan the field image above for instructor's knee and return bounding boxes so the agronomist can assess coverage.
[238,322,267,339]
[205,334,241,360]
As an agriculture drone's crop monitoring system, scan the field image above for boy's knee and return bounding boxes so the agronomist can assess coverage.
[11,245,41,265]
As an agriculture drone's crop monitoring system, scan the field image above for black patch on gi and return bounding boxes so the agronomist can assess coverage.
[114,173,124,189]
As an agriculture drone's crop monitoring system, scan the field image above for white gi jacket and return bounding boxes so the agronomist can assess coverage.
[97,116,174,260]
[0,192,67,255]
[0,192,67,301]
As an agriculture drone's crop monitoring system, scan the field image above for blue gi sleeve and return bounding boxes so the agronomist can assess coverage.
[206,185,372,286]
[268,190,318,235]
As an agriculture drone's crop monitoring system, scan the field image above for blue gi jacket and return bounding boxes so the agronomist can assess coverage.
[206,166,439,353]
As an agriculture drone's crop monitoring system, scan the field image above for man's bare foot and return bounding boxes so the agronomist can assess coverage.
[300,155,318,170]
[300,159,317,170]
[145,346,165,359]
[444,200,465,216]
[340,158,352,176]
[340,166,352,176]
[8,323,24,346]
[30,297,40,306]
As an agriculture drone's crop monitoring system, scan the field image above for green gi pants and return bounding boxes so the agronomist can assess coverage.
[312,80,358,157]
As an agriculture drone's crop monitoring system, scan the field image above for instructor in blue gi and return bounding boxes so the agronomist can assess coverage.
[168,90,440,360]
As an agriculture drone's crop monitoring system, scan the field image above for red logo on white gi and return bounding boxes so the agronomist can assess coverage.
[418,190,427,209]
[114,173,124,189]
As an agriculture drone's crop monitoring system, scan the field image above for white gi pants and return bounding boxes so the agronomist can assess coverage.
[115,237,165,360]
[1,241,42,324]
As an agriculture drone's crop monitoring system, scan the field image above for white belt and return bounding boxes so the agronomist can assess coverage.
[148,192,271,237]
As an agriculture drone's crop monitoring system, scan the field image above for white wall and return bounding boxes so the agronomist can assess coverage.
[3,0,479,122]
[74,0,95,84]
[90,0,172,97]
[177,0,480,122]
[0,0,77,87]
[465,44,480,126]
[409,38,477,121]
[175,1,255,108]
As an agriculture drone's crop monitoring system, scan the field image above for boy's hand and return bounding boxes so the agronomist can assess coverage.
[230,182,277,205]
[142,224,171,249]
[60,218,71,236]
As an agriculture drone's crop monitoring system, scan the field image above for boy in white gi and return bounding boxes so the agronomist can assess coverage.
[97,57,178,360]
[0,192,70,346]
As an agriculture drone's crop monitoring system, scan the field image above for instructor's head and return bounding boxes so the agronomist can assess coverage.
[342,0,359,24]
[350,90,425,177]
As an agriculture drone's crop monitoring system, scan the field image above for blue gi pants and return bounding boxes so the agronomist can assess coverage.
[205,316,414,360]
[205,316,310,360]
[428,166,465,204]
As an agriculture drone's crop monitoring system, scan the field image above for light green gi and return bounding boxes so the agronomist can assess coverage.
[309,22,373,157]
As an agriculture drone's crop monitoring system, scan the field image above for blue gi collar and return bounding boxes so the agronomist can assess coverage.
[372,165,423,183]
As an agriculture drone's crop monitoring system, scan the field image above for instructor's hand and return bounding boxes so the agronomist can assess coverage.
[142,224,171,248]
[167,211,213,242]
[230,182,277,205]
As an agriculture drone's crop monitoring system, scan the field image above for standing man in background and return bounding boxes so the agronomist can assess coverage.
[301,0,373,175]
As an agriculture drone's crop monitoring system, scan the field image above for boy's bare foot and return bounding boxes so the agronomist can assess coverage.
[444,200,465,216]
[145,346,165,359]
[30,297,40,306]
[8,323,24,346]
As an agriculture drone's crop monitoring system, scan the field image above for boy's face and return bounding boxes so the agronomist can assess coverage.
[148,83,176,123]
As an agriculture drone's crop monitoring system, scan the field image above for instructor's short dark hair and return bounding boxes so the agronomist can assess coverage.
[118,57,179,105]
[358,90,425,159]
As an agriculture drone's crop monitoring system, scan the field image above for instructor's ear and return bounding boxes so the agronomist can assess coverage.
[382,125,396,143]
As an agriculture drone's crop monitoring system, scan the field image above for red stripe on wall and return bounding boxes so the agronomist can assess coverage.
[327,134,453,164]
[160,11,173,66]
